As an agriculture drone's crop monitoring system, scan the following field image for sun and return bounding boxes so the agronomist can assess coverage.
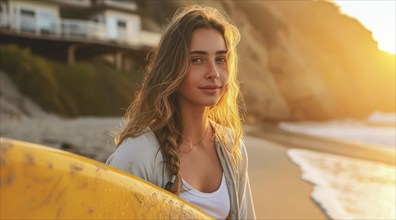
[332,0,396,55]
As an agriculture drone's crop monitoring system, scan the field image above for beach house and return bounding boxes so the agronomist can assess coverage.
[0,0,161,70]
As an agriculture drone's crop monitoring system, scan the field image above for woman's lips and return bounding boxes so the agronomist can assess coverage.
[199,85,221,94]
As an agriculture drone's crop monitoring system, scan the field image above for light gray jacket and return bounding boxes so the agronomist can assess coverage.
[106,129,256,220]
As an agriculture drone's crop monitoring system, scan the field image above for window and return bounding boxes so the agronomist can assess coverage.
[116,19,127,40]
[20,9,35,32]
[117,20,126,29]
[20,9,34,17]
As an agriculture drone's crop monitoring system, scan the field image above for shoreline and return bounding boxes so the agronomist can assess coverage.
[246,123,395,165]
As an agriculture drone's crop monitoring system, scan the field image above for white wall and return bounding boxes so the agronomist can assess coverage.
[102,9,141,44]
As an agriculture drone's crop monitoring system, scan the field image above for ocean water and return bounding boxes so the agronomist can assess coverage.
[279,112,396,148]
[288,149,395,220]
[284,112,396,219]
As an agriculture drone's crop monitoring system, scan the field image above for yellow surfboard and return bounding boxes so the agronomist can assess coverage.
[0,137,212,219]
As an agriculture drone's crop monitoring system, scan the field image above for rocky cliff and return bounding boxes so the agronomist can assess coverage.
[173,1,395,122]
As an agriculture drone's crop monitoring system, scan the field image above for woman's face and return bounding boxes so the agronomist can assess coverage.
[178,28,228,109]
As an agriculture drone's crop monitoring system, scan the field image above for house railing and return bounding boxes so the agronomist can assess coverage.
[61,18,107,40]
[0,11,160,48]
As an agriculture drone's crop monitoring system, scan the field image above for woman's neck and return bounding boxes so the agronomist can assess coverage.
[179,105,210,145]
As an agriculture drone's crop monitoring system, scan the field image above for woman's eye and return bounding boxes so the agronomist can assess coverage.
[191,57,203,63]
[216,57,227,63]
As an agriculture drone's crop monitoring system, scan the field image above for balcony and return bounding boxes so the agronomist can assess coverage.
[0,11,160,48]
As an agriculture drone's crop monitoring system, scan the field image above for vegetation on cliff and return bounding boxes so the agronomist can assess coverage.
[0,44,141,117]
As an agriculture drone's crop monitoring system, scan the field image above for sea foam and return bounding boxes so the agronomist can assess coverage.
[288,149,396,220]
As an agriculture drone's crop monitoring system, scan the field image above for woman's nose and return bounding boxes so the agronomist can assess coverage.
[206,62,220,79]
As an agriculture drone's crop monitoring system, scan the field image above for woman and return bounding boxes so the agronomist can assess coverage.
[106,5,256,220]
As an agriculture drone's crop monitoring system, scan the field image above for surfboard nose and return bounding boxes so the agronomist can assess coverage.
[0,137,213,219]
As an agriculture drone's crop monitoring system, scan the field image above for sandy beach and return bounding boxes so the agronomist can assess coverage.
[244,135,328,219]
[1,115,329,219]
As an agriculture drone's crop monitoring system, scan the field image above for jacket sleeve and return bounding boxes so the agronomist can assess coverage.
[106,136,160,183]
[238,140,256,219]
[106,148,151,181]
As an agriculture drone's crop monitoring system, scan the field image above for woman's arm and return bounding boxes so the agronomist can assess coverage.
[106,134,162,184]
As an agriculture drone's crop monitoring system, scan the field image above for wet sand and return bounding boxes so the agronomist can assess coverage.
[245,135,328,219]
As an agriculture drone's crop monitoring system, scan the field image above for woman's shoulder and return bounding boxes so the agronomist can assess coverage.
[120,129,158,146]
[106,129,165,184]
[114,129,161,160]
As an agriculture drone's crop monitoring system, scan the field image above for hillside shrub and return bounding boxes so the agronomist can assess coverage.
[0,44,64,113]
[0,44,141,117]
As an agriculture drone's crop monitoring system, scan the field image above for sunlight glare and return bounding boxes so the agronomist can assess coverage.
[333,0,396,54]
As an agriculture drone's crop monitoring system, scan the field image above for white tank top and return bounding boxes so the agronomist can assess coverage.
[179,175,230,219]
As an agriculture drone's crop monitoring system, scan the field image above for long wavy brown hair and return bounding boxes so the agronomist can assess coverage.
[115,5,243,194]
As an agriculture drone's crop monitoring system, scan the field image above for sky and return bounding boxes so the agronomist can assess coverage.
[333,0,396,54]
